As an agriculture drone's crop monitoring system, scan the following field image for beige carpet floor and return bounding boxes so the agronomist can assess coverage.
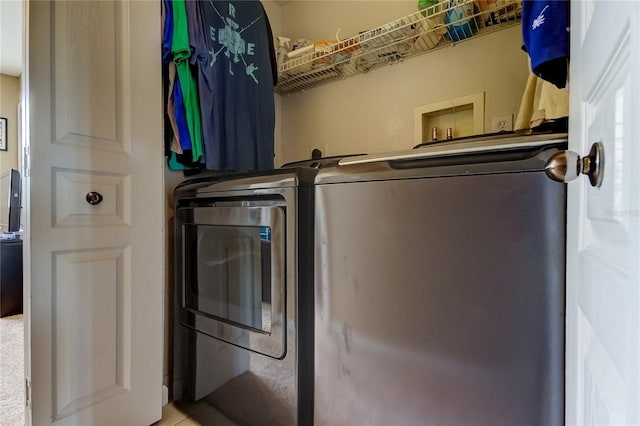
[0,314,24,426]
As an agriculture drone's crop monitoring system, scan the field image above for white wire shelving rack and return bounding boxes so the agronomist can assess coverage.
[275,0,522,95]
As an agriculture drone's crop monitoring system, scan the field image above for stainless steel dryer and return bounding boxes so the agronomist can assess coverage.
[172,167,317,426]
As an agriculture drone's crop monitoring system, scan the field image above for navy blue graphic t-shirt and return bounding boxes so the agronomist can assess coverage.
[188,0,276,171]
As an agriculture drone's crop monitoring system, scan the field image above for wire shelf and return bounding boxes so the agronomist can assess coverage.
[275,0,521,95]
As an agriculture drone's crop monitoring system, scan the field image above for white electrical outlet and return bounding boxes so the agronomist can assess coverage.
[492,114,513,132]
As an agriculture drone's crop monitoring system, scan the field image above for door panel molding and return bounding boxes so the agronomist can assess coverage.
[52,168,131,228]
[52,247,131,420]
[53,1,130,153]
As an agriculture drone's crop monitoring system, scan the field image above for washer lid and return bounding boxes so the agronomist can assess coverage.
[338,133,568,166]
[315,133,568,185]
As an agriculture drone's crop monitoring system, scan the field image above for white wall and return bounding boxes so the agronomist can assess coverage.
[281,0,417,41]
[0,73,20,173]
[275,2,529,165]
[264,1,284,165]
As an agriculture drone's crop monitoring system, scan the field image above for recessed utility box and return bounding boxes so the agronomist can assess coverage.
[414,92,485,144]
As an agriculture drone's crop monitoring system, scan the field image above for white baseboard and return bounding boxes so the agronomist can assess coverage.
[162,385,169,406]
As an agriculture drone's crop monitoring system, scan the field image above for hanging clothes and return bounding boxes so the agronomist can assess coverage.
[162,0,176,158]
[163,0,204,171]
[521,0,569,89]
[172,0,204,162]
[187,0,277,171]
[162,0,174,64]
[515,68,569,131]
[171,65,194,152]
[167,62,183,153]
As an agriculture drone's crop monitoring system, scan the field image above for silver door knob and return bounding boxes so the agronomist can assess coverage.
[545,142,604,187]
[86,191,104,205]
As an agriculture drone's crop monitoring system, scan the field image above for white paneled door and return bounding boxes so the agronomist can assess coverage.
[26,1,164,424]
[567,2,640,425]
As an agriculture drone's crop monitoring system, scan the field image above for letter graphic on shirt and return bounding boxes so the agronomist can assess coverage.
[206,2,263,83]
[246,64,259,84]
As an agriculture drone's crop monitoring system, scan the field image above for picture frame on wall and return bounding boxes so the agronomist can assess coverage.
[0,117,7,151]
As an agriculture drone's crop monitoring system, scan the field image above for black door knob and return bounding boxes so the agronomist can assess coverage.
[86,192,104,205]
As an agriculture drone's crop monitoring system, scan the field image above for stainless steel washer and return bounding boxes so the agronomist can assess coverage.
[313,134,567,425]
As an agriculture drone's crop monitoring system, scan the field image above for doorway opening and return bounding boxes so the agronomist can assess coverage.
[0,0,26,424]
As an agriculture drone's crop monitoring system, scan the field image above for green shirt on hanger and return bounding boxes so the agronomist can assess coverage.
[172,0,203,163]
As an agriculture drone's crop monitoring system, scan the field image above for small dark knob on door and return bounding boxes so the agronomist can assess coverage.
[86,192,104,205]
